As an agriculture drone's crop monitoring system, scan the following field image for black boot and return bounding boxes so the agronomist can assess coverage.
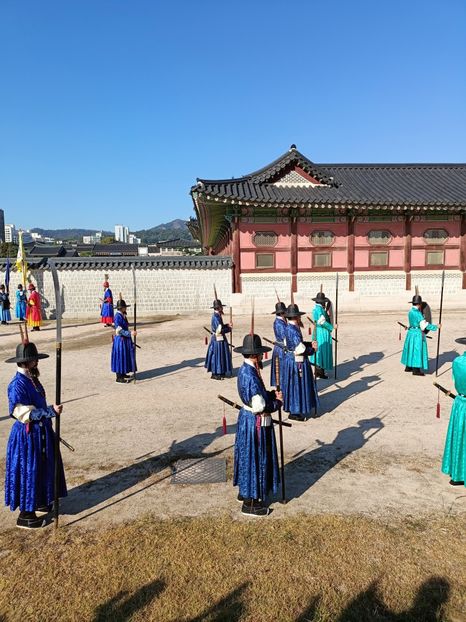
[405,366,412,372]
[241,499,269,517]
[116,374,127,384]
[412,368,425,376]
[449,479,465,486]
[315,366,329,379]
[36,504,53,516]
[16,511,46,529]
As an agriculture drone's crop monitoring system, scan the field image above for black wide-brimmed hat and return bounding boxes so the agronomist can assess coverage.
[211,299,226,309]
[5,342,49,364]
[410,295,423,305]
[285,303,305,318]
[312,292,329,304]
[116,299,131,309]
[272,302,287,315]
[234,334,271,356]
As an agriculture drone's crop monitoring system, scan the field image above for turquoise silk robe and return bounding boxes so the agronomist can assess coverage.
[310,303,334,371]
[442,352,466,485]
[401,306,437,370]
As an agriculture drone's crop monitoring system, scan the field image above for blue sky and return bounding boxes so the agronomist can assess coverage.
[1,0,465,231]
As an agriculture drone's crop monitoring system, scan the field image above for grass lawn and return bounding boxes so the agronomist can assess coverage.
[0,513,464,621]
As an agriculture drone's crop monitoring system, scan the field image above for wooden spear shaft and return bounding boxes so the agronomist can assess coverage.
[50,262,62,531]
[275,355,287,504]
[435,270,445,377]
[334,272,339,380]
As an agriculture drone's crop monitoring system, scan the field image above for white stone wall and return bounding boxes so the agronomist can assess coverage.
[235,270,466,313]
[23,263,232,319]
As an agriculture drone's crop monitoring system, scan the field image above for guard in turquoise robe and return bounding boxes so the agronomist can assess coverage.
[310,292,335,378]
[442,352,466,486]
[401,295,438,375]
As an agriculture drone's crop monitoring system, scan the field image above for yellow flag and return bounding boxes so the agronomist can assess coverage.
[16,231,28,287]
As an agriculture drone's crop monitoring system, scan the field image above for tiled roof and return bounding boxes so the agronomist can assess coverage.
[47,256,233,270]
[192,146,466,208]
[0,256,232,270]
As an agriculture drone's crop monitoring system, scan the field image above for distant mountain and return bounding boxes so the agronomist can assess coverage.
[31,228,112,240]
[30,219,194,245]
[134,219,194,244]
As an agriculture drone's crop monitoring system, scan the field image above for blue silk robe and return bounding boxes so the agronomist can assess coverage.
[15,290,27,320]
[111,311,136,374]
[270,317,286,388]
[233,362,280,500]
[401,307,437,370]
[442,352,466,485]
[283,323,319,417]
[101,288,114,322]
[5,371,67,512]
[204,312,232,376]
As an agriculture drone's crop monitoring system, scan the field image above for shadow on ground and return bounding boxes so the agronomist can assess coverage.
[296,576,450,621]
[317,375,382,416]
[282,416,385,501]
[137,357,206,380]
[63,423,236,522]
[93,579,166,622]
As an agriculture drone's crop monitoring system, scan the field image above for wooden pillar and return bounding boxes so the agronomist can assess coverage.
[347,216,355,292]
[460,214,466,289]
[232,217,241,294]
[404,215,412,291]
[290,216,298,293]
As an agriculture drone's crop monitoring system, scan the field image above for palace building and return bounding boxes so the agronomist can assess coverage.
[189,145,466,295]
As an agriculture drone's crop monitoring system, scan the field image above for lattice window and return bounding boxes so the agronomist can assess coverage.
[424,229,448,245]
[313,252,331,267]
[368,230,392,246]
[310,231,335,246]
[253,231,278,247]
[426,250,445,265]
[273,170,314,187]
[369,251,389,266]
[255,253,274,269]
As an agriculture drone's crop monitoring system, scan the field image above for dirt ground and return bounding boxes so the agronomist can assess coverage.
[0,310,464,531]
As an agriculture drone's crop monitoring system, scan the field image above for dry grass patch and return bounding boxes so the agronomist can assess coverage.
[0,513,465,621]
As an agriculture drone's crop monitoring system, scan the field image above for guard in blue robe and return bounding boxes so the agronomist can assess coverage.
[310,291,336,379]
[270,301,287,388]
[442,352,466,486]
[100,281,114,326]
[15,284,27,321]
[233,333,281,517]
[401,295,439,376]
[111,299,136,383]
[283,304,319,421]
[4,340,67,529]
[205,299,232,379]
[0,285,11,324]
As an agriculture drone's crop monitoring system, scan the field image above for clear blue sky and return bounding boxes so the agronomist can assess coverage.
[1,0,465,231]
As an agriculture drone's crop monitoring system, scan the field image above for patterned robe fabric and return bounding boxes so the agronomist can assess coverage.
[101,288,114,324]
[283,323,319,417]
[401,307,437,370]
[111,310,136,374]
[442,352,466,485]
[270,317,286,388]
[204,312,232,376]
[233,362,280,500]
[310,303,334,371]
[5,371,67,512]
